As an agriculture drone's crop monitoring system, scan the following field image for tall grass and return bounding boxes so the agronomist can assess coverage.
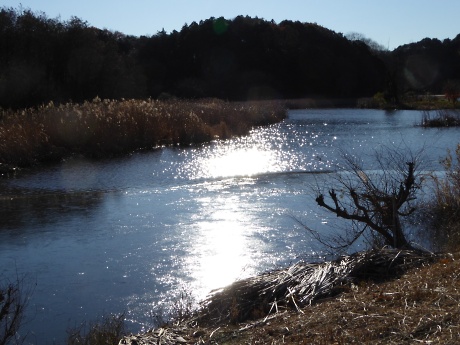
[422,144,460,251]
[67,313,126,345]
[67,288,196,345]
[0,98,286,168]
[421,109,460,127]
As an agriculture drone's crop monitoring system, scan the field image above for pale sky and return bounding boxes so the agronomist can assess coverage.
[2,0,459,50]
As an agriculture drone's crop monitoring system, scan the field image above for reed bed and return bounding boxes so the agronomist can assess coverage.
[0,98,286,169]
[421,109,460,127]
[420,144,460,251]
[215,254,460,344]
[198,249,437,326]
[119,249,440,344]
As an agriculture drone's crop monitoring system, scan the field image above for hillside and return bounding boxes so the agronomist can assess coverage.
[0,8,388,108]
[1,7,459,109]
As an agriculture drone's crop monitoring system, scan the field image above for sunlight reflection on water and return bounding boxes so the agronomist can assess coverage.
[190,200,254,295]
[204,147,277,178]
[178,124,335,180]
[5,109,457,341]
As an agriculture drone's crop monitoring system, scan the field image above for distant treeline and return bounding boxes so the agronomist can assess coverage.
[0,7,459,109]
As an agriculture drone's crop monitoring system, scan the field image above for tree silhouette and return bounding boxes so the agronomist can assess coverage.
[314,149,422,249]
[1,6,459,109]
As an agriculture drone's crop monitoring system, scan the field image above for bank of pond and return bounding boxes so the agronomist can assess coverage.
[3,97,459,174]
[0,98,286,171]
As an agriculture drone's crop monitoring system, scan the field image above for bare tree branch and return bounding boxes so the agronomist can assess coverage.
[312,148,423,249]
[0,275,33,345]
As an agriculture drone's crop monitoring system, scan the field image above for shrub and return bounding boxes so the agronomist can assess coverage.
[421,144,460,251]
[0,276,32,345]
[313,147,423,250]
[421,109,460,127]
[67,313,126,345]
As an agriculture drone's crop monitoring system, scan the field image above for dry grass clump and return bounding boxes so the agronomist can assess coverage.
[197,249,437,327]
[170,254,459,344]
[0,108,51,169]
[0,98,286,168]
[421,144,460,252]
[121,250,457,344]
[421,109,460,127]
[67,313,126,345]
[227,255,460,344]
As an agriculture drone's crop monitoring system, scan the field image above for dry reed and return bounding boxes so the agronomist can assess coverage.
[421,109,460,127]
[198,249,437,326]
[422,144,460,251]
[0,98,286,169]
[223,254,460,344]
[121,249,445,344]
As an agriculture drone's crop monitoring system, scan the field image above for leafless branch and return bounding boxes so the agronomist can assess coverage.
[312,147,424,249]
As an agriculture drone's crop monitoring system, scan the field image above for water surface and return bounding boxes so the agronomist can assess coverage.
[1,109,458,343]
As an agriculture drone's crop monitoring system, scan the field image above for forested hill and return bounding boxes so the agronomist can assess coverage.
[388,37,460,99]
[0,8,459,109]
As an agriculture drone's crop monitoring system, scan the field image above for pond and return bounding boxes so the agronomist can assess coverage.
[0,108,458,344]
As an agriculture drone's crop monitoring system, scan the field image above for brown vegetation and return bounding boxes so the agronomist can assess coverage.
[421,143,460,252]
[119,251,460,344]
[421,109,460,127]
[0,98,286,170]
[188,254,460,344]
[68,313,126,345]
[197,250,436,326]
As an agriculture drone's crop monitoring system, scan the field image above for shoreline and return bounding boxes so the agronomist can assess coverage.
[0,98,287,175]
[1,97,457,177]
[119,248,455,344]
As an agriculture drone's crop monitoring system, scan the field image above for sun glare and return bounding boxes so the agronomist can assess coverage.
[193,217,249,292]
[205,147,277,178]
[187,194,262,299]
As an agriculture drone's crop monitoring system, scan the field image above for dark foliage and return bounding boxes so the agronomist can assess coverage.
[0,8,388,108]
[1,7,459,109]
[389,36,460,98]
[421,109,460,127]
[67,313,126,345]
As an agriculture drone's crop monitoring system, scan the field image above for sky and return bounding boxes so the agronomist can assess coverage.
[2,0,460,50]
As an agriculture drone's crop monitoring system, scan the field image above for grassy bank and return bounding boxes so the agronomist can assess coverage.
[0,98,286,170]
[182,253,460,344]
[20,250,460,344]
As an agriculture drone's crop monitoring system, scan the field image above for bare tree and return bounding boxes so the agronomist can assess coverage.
[0,276,32,345]
[314,148,423,250]
[345,32,387,52]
